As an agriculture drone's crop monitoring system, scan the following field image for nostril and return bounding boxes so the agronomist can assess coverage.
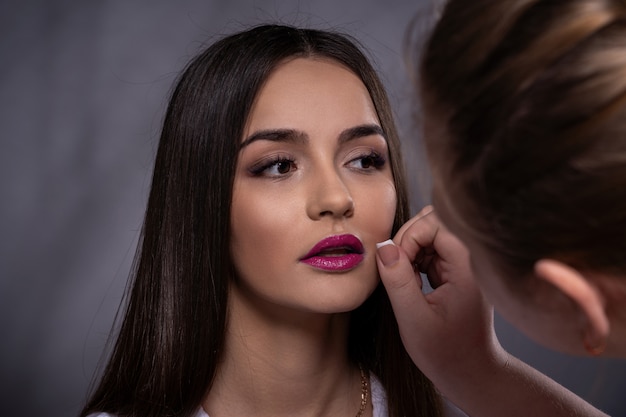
[318,204,353,218]
[307,179,355,220]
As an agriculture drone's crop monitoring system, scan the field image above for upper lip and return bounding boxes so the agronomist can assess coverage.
[300,234,364,259]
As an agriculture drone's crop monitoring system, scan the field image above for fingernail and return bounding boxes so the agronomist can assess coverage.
[376,239,399,266]
[376,239,394,249]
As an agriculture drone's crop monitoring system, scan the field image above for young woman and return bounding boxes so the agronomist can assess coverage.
[375,1,626,416]
[80,24,468,417]
[419,0,626,360]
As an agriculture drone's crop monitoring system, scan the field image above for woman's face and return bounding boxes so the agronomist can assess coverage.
[230,57,397,315]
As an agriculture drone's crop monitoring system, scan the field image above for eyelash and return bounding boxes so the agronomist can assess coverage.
[249,151,387,178]
[348,151,387,171]
[249,156,296,177]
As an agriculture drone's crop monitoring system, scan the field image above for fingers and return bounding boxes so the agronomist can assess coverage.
[396,208,441,274]
[376,240,429,330]
[390,206,473,291]
[393,205,434,244]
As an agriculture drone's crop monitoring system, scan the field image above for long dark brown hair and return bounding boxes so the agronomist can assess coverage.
[81,24,443,417]
[419,0,626,284]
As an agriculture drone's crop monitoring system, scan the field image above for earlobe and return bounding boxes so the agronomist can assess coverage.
[534,259,610,356]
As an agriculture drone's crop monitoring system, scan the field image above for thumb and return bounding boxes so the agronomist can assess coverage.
[376,240,429,331]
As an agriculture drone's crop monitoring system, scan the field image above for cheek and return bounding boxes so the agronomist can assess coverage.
[471,254,508,304]
[230,184,301,268]
[357,180,397,238]
[473,269,507,310]
[472,260,535,333]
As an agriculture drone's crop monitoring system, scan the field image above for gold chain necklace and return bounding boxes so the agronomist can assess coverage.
[355,364,369,417]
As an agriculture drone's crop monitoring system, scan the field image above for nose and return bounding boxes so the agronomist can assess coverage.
[306,169,354,220]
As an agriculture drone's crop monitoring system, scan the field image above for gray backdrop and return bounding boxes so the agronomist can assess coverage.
[1,1,625,416]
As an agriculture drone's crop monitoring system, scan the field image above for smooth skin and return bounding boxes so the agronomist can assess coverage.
[204,57,396,417]
[376,206,609,417]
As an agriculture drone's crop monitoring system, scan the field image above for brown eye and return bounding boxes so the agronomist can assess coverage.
[276,160,292,174]
[250,156,297,177]
[347,152,386,171]
[359,156,375,169]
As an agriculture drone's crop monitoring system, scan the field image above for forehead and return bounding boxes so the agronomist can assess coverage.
[244,57,379,135]
[263,56,365,94]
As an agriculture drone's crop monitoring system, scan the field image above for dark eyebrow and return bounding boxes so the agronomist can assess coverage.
[240,123,385,149]
[338,124,386,144]
[240,129,307,149]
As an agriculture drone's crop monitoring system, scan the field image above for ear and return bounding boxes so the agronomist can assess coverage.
[534,259,610,356]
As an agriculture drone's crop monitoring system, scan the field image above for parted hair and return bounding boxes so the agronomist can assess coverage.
[419,0,626,283]
[80,24,443,417]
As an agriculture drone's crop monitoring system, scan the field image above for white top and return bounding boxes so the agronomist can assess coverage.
[88,373,467,417]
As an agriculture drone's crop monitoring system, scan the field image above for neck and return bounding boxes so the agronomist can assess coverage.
[203,283,365,417]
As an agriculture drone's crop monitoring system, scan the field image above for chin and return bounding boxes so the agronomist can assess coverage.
[316,286,376,314]
[318,296,369,313]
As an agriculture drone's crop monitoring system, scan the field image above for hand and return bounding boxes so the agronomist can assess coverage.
[377,206,609,417]
[376,206,499,381]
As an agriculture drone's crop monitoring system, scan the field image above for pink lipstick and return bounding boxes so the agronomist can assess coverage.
[300,234,364,272]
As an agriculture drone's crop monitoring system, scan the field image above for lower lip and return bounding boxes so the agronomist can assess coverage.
[300,254,364,271]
